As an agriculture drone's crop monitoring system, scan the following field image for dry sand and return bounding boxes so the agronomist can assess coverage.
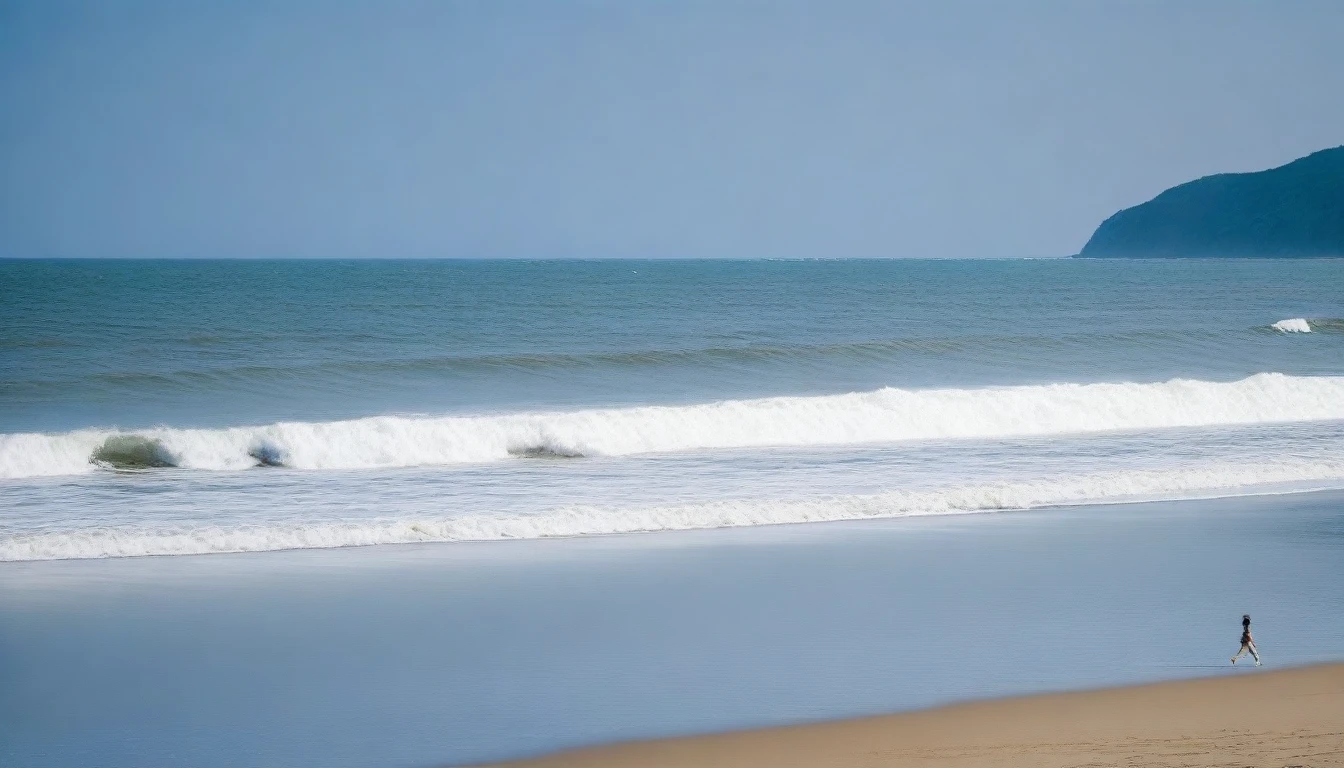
[489,663,1344,767]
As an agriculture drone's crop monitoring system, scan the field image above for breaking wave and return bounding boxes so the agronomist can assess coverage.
[5,456,1344,560]
[90,435,178,470]
[1272,318,1312,333]
[3,373,1344,480]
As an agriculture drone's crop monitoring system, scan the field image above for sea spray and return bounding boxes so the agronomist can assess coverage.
[1272,318,1312,333]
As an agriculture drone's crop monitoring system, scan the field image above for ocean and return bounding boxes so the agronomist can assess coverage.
[2,257,1344,561]
[5,257,1344,767]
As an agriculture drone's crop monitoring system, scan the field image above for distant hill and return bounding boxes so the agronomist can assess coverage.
[1077,146,1344,258]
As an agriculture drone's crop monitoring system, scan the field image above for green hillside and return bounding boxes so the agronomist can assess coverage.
[1078,146,1344,258]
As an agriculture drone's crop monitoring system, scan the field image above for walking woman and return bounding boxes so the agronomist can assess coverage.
[1231,614,1260,666]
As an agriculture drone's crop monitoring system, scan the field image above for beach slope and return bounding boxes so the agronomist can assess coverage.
[489,663,1344,768]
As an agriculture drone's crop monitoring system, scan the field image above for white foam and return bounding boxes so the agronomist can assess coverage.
[4,373,1344,480]
[1272,318,1312,333]
[4,456,1343,560]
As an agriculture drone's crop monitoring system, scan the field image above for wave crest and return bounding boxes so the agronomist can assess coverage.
[3,373,1344,480]
[1272,318,1312,333]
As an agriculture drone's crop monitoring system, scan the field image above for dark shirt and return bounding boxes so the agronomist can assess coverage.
[1241,630,1252,644]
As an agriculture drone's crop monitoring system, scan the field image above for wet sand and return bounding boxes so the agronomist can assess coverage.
[5,491,1344,767]
[491,663,1344,767]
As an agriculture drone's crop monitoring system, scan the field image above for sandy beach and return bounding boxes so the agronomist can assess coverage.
[492,663,1344,767]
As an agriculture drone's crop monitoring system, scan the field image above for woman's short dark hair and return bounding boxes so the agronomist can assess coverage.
[1242,614,1251,626]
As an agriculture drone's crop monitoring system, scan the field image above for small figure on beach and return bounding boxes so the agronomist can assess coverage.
[1231,614,1260,666]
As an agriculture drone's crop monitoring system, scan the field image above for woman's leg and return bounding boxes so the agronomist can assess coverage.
[1231,643,1249,663]
[1248,642,1260,664]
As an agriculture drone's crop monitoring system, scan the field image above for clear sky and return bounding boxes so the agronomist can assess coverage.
[2,1,1342,259]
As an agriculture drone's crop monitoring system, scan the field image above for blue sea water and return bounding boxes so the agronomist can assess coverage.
[4,258,1344,768]
[2,258,1344,559]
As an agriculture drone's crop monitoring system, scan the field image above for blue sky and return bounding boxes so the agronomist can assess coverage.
[2,1,1341,259]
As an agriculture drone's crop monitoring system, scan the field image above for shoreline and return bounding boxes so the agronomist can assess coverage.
[6,489,1342,767]
[486,663,1344,767]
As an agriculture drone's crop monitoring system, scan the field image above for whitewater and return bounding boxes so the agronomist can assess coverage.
[4,372,1344,480]
[5,449,1344,561]
[5,258,1344,562]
